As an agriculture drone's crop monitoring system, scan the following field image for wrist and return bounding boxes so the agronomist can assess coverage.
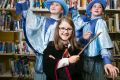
[103,56,112,65]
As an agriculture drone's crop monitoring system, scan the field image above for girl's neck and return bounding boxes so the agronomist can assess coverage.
[60,40,70,47]
[50,14,60,20]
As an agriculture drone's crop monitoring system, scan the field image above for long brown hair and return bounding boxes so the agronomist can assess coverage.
[54,16,79,50]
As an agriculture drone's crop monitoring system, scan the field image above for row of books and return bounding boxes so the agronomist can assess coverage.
[112,40,120,56]
[0,0,120,9]
[65,0,91,9]
[0,62,6,75]
[0,11,23,31]
[0,12,120,32]
[29,0,120,9]
[0,41,31,54]
[66,0,120,9]
[9,57,35,78]
[0,0,45,9]
[0,57,35,78]
[106,0,120,9]
[112,59,120,74]
[105,13,120,32]
[0,0,18,9]
[29,0,45,9]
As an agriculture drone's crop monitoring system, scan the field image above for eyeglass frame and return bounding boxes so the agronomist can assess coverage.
[59,27,73,32]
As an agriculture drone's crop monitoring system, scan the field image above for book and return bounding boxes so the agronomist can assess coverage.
[0,63,6,75]
[114,14,120,32]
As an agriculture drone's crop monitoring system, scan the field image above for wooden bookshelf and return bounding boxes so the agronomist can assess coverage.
[0,8,120,13]
[0,0,120,79]
[0,30,23,32]
[109,32,120,41]
[0,72,34,80]
[0,53,35,57]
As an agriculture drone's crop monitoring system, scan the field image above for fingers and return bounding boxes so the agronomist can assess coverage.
[104,67,109,75]
[83,32,92,40]
[105,64,119,79]
[74,55,80,61]
[111,68,116,79]
[68,55,80,63]
[87,31,92,34]
[114,66,119,73]
[112,66,119,79]
[108,67,116,78]
[111,66,119,79]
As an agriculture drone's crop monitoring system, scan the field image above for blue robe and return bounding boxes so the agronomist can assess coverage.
[16,2,58,80]
[70,8,113,57]
[70,8,114,80]
[23,10,58,73]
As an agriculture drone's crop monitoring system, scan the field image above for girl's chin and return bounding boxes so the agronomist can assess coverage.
[60,38,69,41]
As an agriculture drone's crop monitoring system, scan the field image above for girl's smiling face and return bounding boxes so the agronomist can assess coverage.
[90,3,103,18]
[58,20,73,41]
[50,2,63,15]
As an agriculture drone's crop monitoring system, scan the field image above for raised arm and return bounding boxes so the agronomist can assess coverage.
[16,0,45,30]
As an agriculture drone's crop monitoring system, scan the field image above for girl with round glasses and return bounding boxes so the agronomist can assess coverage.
[43,17,82,80]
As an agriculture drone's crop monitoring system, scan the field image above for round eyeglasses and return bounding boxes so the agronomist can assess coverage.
[59,27,73,32]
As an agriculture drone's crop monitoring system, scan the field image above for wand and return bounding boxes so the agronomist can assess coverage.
[78,32,102,56]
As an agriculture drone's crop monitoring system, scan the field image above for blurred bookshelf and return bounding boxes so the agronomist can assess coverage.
[0,0,120,79]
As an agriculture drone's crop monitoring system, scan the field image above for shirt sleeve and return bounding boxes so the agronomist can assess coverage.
[16,2,29,15]
[16,1,45,30]
[57,58,69,69]
[22,8,46,54]
[96,19,113,49]
[101,48,112,64]
[96,19,113,64]
[69,7,85,31]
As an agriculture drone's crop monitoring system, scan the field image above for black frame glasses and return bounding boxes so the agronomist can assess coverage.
[59,27,73,32]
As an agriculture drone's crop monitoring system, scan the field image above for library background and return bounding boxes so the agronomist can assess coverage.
[0,0,120,80]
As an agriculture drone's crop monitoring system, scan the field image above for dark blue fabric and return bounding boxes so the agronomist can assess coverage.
[81,15,90,22]
[44,17,56,35]
[16,1,29,15]
[21,1,29,10]
[16,3,22,15]
[77,18,101,46]
[89,18,99,36]
[77,27,88,46]
[69,7,90,22]
[69,7,77,13]
[103,56,112,64]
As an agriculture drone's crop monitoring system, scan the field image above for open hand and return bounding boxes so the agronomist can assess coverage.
[104,64,119,79]
[83,32,92,40]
